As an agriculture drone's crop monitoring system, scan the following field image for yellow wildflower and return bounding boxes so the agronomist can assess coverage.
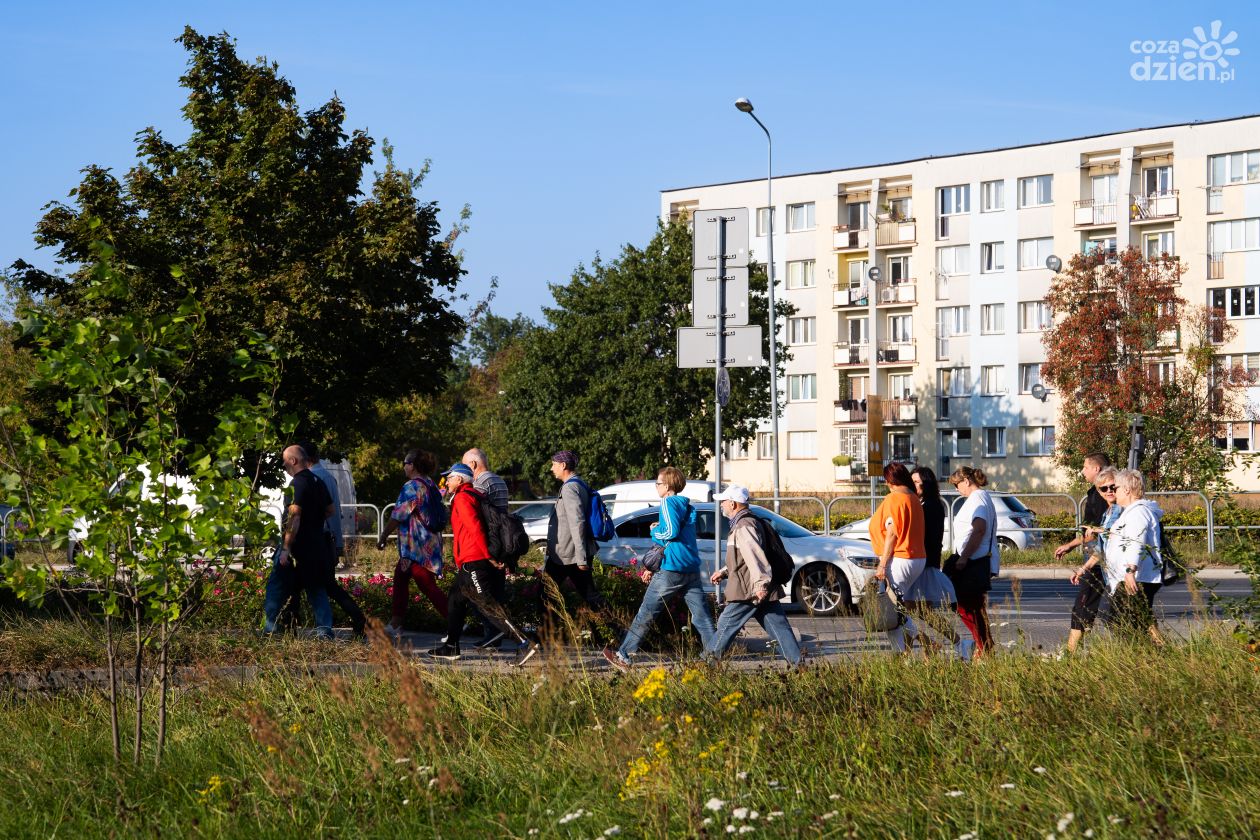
[683,714,694,725]
[620,756,654,800]
[720,691,744,711]
[288,723,302,734]
[681,668,701,684]
[652,739,670,759]
[197,775,224,800]
[632,668,667,703]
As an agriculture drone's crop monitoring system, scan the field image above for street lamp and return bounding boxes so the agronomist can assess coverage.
[735,97,781,506]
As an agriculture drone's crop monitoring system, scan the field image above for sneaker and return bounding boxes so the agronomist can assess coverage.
[427,644,462,661]
[602,646,631,673]
[475,630,506,649]
[511,641,541,668]
[954,638,976,661]
[383,622,404,640]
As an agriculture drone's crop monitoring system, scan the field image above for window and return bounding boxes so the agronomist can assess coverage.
[888,314,912,344]
[787,431,817,459]
[1019,363,1043,393]
[887,255,911,284]
[837,428,867,461]
[1143,165,1173,196]
[1208,150,1260,186]
[756,207,775,236]
[938,367,970,396]
[1214,422,1255,451]
[1213,286,1260,319]
[940,428,972,458]
[1018,237,1054,269]
[1085,236,1118,259]
[937,245,970,275]
[887,373,912,400]
[888,431,915,462]
[788,374,817,402]
[1145,231,1175,258]
[787,202,815,232]
[725,440,750,460]
[788,316,816,345]
[981,180,1004,212]
[1208,218,1260,253]
[845,201,869,230]
[1017,175,1053,207]
[1018,301,1052,332]
[756,433,774,460]
[1091,173,1118,204]
[984,427,1007,457]
[1147,359,1176,384]
[889,197,912,220]
[938,184,970,216]
[980,241,1005,273]
[980,365,1005,395]
[1214,353,1260,383]
[847,374,869,401]
[1022,426,1056,456]
[938,306,969,336]
[847,259,869,288]
[980,303,1005,334]
[845,316,869,346]
[786,259,816,289]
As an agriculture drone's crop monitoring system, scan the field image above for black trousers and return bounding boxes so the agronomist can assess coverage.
[542,561,614,640]
[1070,564,1108,632]
[280,537,365,633]
[447,560,528,647]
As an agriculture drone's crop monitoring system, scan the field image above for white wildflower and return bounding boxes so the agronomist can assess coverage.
[739,827,755,835]
[957,833,977,840]
[401,799,410,806]
[527,831,539,837]
[706,798,726,812]
[821,810,838,820]
[427,778,438,788]
[530,680,544,695]
[1084,831,1095,838]
[604,827,622,837]
[732,807,749,820]
[393,757,411,764]
[768,811,784,820]
[1000,783,1016,789]
[736,771,748,781]
[702,817,713,827]
[946,790,965,797]
[726,825,736,834]
[1057,813,1075,833]
[558,809,589,825]
[829,793,842,800]
[1033,766,1047,774]
[749,811,759,820]
[1108,816,1124,825]
[568,699,579,706]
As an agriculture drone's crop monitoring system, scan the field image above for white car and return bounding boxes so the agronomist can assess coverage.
[596,480,714,520]
[836,493,1042,551]
[512,500,558,547]
[598,503,879,616]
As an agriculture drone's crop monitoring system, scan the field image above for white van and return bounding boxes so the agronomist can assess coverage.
[597,480,715,520]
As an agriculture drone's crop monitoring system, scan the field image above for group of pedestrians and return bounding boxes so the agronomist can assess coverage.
[1055,453,1166,650]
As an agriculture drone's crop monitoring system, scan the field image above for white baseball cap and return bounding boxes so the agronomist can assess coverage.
[713,484,750,503]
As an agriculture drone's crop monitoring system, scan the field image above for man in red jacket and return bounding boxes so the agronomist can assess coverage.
[427,463,540,665]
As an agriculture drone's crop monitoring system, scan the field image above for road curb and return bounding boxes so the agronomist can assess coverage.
[1001,566,1247,581]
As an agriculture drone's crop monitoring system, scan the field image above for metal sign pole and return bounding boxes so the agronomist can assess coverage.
[714,217,727,606]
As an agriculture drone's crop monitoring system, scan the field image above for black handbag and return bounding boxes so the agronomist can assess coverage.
[639,543,666,573]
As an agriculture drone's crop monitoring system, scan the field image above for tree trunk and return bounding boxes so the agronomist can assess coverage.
[133,597,144,764]
[104,611,120,763]
[156,610,169,765]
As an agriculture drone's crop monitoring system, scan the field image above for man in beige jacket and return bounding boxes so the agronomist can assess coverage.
[705,485,802,666]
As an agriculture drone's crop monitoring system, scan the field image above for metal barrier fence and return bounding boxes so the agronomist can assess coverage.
[750,496,830,535]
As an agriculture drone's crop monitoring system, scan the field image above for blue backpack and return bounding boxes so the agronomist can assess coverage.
[420,478,449,533]
[567,477,615,542]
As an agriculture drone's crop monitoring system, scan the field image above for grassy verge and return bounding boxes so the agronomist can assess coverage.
[0,633,1257,837]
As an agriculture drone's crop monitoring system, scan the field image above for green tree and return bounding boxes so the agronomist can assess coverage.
[1,243,280,764]
[9,28,464,452]
[498,220,791,488]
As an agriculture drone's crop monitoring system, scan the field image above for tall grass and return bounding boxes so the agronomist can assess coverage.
[0,631,1257,837]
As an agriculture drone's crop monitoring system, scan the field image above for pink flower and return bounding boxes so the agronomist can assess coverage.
[213,588,222,595]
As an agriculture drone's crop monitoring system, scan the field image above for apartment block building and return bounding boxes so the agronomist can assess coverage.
[661,113,1260,493]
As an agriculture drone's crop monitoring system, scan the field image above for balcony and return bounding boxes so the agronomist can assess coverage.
[834,284,869,307]
[833,225,870,251]
[883,398,917,423]
[877,341,916,363]
[834,400,867,424]
[834,342,870,366]
[1209,252,1225,280]
[1074,199,1117,227]
[876,218,916,247]
[879,281,916,305]
[1130,191,1179,223]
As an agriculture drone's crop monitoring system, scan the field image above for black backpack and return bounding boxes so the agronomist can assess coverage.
[482,503,530,572]
[748,516,795,590]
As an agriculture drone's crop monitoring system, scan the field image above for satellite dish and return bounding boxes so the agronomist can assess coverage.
[1031,383,1049,402]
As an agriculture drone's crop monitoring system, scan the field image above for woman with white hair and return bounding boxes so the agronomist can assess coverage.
[1104,468,1165,643]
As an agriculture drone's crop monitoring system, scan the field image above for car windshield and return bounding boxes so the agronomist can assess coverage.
[512,502,555,521]
[748,506,814,539]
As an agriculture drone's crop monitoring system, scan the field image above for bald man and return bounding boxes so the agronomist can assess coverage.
[262,445,335,639]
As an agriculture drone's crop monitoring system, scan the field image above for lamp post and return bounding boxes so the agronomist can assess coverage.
[735,97,781,506]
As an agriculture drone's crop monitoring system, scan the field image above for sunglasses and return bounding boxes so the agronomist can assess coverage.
[1097,484,1117,493]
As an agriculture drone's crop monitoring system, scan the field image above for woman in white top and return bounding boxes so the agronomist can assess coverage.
[945,466,999,656]
[1104,468,1165,644]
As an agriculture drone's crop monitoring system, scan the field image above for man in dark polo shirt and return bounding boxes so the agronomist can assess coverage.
[262,445,335,639]
[1054,451,1112,652]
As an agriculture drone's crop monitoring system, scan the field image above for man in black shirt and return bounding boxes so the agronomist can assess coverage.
[262,445,335,639]
[1055,451,1112,652]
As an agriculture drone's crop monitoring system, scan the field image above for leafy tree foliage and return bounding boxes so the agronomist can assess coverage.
[1042,247,1249,489]
[9,28,464,451]
[1,243,280,763]
[497,220,791,488]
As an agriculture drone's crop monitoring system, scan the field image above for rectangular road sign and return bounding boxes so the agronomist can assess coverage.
[692,208,750,269]
[692,266,749,326]
[677,325,764,368]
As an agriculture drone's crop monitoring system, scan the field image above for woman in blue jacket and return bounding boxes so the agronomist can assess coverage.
[604,466,717,670]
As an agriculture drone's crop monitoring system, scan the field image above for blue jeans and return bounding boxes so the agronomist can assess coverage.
[263,555,333,638]
[618,569,716,659]
[706,599,801,665]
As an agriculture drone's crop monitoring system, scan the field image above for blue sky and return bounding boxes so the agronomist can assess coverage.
[2,1,1257,323]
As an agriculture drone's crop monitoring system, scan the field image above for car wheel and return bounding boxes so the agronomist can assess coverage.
[997,536,1017,551]
[794,562,852,617]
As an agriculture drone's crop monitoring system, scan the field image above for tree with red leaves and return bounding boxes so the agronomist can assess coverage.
[1043,246,1250,490]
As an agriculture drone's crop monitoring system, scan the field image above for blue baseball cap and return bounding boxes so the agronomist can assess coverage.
[442,463,474,480]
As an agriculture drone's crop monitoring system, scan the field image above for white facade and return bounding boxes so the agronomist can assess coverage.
[662,114,1260,492]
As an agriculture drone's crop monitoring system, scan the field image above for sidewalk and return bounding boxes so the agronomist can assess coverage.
[1001,565,1247,581]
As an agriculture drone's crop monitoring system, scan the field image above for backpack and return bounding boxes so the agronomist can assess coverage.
[748,516,795,590]
[421,479,449,533]
[481,503,530,572]
[566,477,615,542]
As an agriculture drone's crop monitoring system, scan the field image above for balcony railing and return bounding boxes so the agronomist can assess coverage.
[879,281,917,305]
[833,225,870,251]
[1074,199,1117,226]
[834,343,870,366]
[883,398,917,423]
[834,400,866,423]
[834,280,916,307]
[1130,191,1179,222]
[1209,252,1225,280]
[877,341,916,363]
[875,218,916,247]
[834,284,869,307]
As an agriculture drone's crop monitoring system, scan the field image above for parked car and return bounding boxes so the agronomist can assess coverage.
[512,499,558,547]
[597,480,715,520]
[836,492,1042,551]
[598,502,879,616]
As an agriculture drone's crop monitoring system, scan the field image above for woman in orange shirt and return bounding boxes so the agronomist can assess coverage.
[869,462,959,651]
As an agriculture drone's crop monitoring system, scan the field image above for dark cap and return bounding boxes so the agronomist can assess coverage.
[551,450,577,470]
